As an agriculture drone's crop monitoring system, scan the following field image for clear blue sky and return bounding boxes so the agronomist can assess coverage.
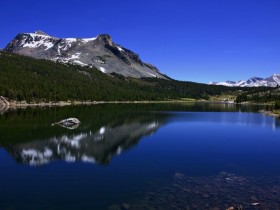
[1,0,280,83]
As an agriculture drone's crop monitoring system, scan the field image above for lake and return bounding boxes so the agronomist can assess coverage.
[0,103,280,210]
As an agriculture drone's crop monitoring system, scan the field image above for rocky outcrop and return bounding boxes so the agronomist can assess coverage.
[4,31,167,79]
[52,118,81,129]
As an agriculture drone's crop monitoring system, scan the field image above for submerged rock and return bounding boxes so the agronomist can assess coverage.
[52,118,81,129]
[124,172,280,209]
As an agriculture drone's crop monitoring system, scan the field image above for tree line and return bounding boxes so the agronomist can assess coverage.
[235,87,280,109]
[0,51,257,103]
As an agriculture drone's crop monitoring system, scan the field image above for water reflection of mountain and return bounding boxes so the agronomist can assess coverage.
[1,105,169,166]
[9,121,161,166]
[0,103,279,166]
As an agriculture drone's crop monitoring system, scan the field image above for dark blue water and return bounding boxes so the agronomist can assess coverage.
[0,104,280,209]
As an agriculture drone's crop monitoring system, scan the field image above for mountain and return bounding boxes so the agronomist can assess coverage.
[4,30,167,79]
[209,74,280,87]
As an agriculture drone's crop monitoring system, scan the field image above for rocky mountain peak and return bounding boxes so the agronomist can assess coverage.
[97,34,111,41]
[4,31,167,79]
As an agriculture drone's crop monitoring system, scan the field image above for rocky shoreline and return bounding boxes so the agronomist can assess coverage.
[2,96,280,119]
[0,96,196,114]
[0,98,85,115]
[259,109,280,118]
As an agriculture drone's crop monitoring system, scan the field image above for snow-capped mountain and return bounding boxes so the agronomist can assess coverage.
[209,74,280,87]
[4,30,167,79]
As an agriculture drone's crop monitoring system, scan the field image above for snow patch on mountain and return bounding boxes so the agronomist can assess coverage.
[116,46,124,52]
[20,33,55,50]
[147,72,157,77]
[65,38,77,43]
[72,60,88,66]
[99,67,106,73]
[70,52,81,59]
[82,37,97,43]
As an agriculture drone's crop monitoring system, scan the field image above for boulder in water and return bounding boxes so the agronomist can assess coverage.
[52,118,81,129]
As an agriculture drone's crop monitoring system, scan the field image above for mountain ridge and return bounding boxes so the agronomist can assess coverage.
[4,30,167,79]
[209,74,280,87]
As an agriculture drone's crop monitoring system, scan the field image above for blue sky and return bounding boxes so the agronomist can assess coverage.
[1,0,280,83]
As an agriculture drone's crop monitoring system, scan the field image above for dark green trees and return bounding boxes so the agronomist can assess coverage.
[0,51,246,102]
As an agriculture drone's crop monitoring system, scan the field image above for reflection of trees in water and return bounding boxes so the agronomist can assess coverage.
[16,120,161,166]
[0,103,277,166]
[4,109,167,166]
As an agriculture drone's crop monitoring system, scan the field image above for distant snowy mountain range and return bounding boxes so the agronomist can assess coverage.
[4,30,167,79]
[209,74,280,87]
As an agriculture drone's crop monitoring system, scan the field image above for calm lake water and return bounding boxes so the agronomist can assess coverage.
[0,103,280,210]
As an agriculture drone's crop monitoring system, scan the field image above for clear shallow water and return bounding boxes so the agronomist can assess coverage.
[0,103,280,209]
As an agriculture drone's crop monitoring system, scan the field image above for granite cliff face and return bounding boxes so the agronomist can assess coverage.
[4,30,167,79]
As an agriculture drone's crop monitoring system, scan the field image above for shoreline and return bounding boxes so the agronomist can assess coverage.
[0,98,275,109]
[0,98,202,114]
[0,99,199,107]
[1,96,278,117]
[259,109,280,118]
